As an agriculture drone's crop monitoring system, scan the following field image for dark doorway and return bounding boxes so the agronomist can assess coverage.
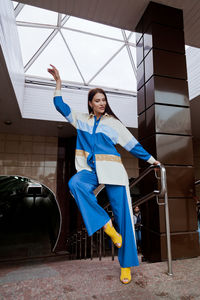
[0,176,61,261]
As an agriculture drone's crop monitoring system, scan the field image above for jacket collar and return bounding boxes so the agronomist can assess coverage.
[88,112,109,119]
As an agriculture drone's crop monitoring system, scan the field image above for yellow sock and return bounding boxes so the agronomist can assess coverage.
[120,267,131,284]
[104,222,122,248]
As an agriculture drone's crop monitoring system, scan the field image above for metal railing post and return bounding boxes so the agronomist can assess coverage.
[90,235,93,260]
[103,230,106,257]
[78,231,82,259]
[111,240,114,260]
[132,165,173,276]
[75,233,77,259]
[160,166,173,276]
[99,229,102,261]
[164,190,173,275]
[84,229,87,259]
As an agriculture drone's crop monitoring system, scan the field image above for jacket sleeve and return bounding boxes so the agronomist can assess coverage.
[115,119,156,164]
[53,90,78,128]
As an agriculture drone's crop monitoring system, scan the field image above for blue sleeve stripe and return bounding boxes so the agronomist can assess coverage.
[130,142,151,161]
[53,96,71,118]
[96,124,118,144]
[124,137,138,151]
[65,112,73,123]
[77,119,93,134]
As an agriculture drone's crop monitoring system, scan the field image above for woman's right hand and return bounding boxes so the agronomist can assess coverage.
[47,64,61,82]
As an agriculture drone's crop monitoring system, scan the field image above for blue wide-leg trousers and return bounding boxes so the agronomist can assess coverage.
[68,169,139,267]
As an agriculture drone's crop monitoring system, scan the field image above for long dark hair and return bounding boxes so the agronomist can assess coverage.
[88,88,119,120]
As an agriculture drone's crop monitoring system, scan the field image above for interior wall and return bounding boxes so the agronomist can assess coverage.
[193,137,200,198]
[0,133,138,196]
[0,133,58,194]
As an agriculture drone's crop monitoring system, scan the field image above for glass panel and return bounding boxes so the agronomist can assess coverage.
[16,4,58,25]
[57,13,63,25]
[91,47,137,92]
[125,30,133,39]
[61,29,124,82]
[129,45,137,65]
[17,26,53,66]
[64,16,124,40]
[128,32,136,45]
[61,14,66,21]
[12,1,18,9]
[26,32,84,83]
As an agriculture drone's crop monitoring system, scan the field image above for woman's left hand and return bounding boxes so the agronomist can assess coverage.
[153,160,161,166]
[153,160,161,171]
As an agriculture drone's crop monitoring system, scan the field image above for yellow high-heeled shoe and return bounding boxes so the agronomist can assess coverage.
[104,222,122,248]
[120,267,131,284]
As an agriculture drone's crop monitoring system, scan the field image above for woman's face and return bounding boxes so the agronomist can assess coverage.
[89,92,107,116]
[134,206,140,213]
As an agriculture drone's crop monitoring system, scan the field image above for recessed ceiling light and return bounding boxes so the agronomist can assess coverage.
[4,120,12,125]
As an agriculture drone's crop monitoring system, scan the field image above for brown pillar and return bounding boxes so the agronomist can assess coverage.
[136,2,199,261]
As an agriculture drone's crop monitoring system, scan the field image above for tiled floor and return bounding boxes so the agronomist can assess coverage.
[0,255,200,300]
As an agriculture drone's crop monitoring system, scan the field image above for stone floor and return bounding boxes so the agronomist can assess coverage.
[0,255,200,300]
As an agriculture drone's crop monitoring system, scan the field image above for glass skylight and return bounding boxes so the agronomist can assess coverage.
[92,47,137,91]
[64,16,124,40]
[27,33,84,83]
[130,46,137,63]
[12,1,18,9]
[128,33,136,45]
[17,27,53,66]
[16,5,58,25]
[61,29,124,82]
[14,2,137,93]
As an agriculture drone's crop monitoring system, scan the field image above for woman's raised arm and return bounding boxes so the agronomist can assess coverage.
[47,64,79,128]
[48,64,61,90]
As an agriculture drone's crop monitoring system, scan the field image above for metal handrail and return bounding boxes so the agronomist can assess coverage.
[91,165,172,275]
[130,164,172,276]
[130,164,166,196]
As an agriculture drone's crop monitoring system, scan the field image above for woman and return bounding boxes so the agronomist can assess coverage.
[48,64,160,284]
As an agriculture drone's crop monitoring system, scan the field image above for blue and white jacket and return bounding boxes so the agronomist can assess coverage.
[54,90,156,186]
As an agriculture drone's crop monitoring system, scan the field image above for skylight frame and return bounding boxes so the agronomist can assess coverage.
[14,2,138,94]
